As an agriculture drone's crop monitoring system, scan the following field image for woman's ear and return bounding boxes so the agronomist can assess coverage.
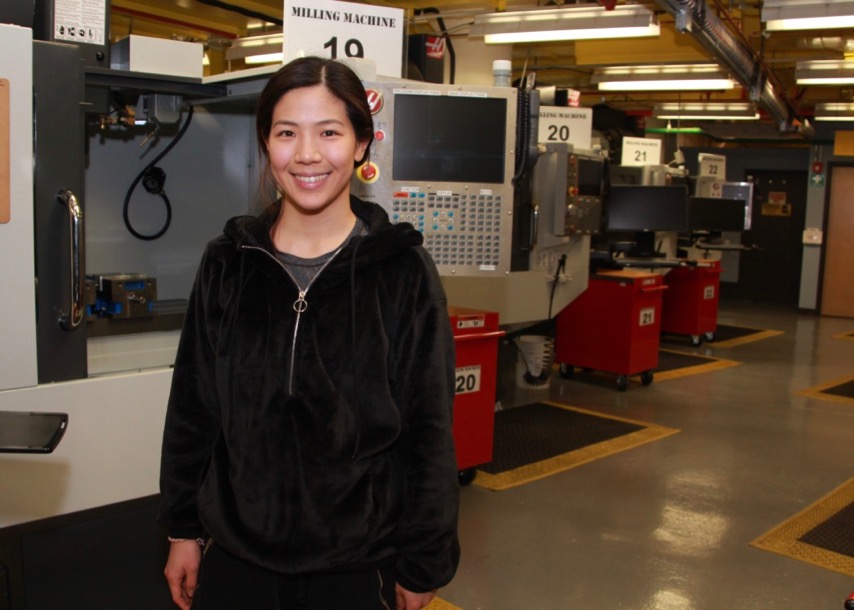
[354,139,369,165]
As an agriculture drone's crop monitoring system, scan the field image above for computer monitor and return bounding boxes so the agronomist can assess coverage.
[606,185,689,233]
[687,196,747,232]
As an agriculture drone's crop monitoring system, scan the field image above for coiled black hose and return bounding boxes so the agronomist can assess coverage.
[123,105,194,241]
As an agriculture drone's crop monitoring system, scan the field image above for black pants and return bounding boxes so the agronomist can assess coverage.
[191,543,396,610]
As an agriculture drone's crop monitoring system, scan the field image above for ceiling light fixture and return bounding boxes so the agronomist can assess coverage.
[655,102,759,120]
[795,59,854,84]
[814,102,854,120]
[469,4,659,44]
[592,64,735,92]
[762,0,854,31]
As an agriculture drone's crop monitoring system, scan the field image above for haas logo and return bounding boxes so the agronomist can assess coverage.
[365,89,384,115]
[425,36,445,60]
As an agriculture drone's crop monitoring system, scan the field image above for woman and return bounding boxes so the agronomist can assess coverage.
[158,56,460,610]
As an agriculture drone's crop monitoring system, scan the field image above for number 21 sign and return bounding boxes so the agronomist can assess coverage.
[283,0,404,78]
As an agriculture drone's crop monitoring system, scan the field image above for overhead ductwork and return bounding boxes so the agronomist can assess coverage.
[652,0,800,132]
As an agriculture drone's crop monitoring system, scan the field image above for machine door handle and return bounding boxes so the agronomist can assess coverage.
[640,285,668,293]
[530,203,539,248]
[57,189,84,331]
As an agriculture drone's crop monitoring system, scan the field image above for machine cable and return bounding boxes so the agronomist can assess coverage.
[123,105,194,241]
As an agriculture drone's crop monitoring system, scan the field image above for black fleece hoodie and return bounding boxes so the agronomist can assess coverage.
[158,196,460,593]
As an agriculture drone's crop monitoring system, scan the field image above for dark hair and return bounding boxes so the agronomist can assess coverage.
[256,56,373,173]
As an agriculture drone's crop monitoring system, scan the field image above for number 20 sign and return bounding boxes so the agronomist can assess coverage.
[283,0,404,78]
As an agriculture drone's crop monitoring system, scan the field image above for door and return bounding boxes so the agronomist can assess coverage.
[820,164,854,317]
[736,170,808,305]
[33,41,88,382]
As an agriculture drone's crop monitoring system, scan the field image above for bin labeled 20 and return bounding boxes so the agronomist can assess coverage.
[455,365,482,395]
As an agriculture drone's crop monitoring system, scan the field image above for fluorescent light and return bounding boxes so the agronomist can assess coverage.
[814,102,854,120]
[245,53,283,65]
[225,33,283,63]
[796,60,854,84]
[762,0,854,31]
[655,102,759,120]
[469,4,659,44]
[592,64,734,92]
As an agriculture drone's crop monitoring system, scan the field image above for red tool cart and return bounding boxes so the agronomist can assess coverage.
[554,270,666,391]
[448,306,504,484]
[660,260,722,346]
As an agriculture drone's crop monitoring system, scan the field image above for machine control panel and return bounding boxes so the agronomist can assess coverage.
[390,189,503,269]
[350,80,517,276]
[562,153,603,235]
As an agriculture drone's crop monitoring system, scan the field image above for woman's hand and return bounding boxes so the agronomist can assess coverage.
[395,583,437,610]
[164,540,203,609]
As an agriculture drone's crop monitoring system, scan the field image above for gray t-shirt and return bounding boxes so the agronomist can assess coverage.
[275,217,367,290]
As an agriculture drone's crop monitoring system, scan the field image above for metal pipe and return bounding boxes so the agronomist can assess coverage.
[652,0,796,129]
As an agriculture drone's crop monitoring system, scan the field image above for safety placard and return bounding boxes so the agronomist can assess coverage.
[703,285,715,300]
[283,0,404,77]
[456,315,485,330]
[639,307,655,327]
[455,365,482,395]
[53,0,106,45]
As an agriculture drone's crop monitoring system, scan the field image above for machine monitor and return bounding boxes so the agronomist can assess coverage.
[351,81,518,277]
[576,155,605,197]
[393,95,506,184]
[606,185,689,233]
[687,196,747,232]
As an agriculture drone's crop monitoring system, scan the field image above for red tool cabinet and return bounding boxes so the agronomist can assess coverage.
[660,260,721,345]
[448,306,504,484]
[554,270,666,391]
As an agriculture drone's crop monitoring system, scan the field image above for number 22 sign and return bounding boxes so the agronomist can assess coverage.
[283,0,404,78]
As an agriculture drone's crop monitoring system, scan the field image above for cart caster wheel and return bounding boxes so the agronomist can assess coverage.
[705,332,715,342]
[640,370,654,386]
[690,335,702,346]
[458,469,477,486]
[616,375,629,392]
[559,363,574,379]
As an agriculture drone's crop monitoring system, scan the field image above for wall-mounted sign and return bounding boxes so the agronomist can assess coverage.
[283,0,404,77]
[762,191,792,216]
[621,136,662,166]
[538,107,592,149]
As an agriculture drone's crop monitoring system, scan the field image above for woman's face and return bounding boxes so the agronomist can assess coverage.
[266,84,368,216]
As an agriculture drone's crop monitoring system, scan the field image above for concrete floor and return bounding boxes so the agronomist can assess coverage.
[440,300,854,610]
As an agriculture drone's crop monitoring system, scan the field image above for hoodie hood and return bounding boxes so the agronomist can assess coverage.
[222,196,424,277]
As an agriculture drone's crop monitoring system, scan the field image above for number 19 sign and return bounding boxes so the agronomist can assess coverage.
[283,0,404,78]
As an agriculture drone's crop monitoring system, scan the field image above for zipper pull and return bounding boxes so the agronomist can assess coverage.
[293,290,308,313]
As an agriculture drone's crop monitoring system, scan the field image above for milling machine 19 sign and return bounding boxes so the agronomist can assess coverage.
[283,0,404,78]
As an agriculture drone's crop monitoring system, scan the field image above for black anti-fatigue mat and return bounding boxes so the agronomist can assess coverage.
[655,349,740,380]
[710,324,783,347]
[561,350,739,389]
[800,502,854,558]
[751,477,854,577]
[797,374,854,406]
[474,402,678,491]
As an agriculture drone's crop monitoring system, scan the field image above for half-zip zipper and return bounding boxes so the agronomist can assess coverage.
[241,244,344,394]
